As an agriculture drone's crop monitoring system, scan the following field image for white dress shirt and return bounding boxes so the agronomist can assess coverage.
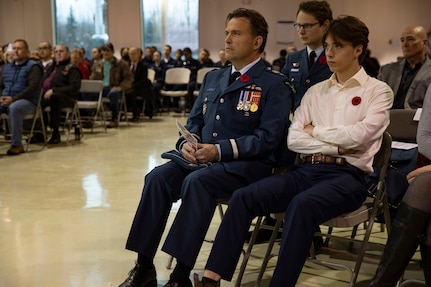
[288,68,394,172]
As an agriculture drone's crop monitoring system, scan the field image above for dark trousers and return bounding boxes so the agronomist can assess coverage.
[205,164,367,286]
[125,160,272,268]
[125,89,140,118]
[42,94,75,130]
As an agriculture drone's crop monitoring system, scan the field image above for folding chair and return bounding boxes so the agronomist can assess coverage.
[236,132,393,287]
[160,67,191,114]
[1,92,47,151]
[193,67,217,97]
[77,79,106,132]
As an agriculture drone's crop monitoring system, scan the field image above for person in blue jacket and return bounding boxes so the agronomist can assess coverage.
[118,8,291,287]
[281,0,333,111]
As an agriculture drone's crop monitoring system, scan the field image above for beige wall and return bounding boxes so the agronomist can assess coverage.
[1,0,430,65]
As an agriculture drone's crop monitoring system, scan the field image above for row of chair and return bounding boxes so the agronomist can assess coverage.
[0,79,107,150]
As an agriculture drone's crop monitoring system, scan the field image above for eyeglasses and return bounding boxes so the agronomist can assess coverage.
[293,22,320,31]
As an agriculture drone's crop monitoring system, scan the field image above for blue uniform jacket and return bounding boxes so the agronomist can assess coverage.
[178,59,291,179]
[281,49,332,110]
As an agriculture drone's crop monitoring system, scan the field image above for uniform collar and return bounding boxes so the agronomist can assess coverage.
[231,57,261,75]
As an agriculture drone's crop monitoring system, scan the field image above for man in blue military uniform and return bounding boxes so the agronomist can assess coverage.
[118,8,291,287]
[281,0,333,110]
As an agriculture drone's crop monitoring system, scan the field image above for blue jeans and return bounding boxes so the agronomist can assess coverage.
[103,87,121,119]
[0,99,36,146]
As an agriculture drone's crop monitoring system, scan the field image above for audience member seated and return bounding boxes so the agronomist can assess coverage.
[117,8,290,287]
[214,48,231,68]
[30,49,40,61]
[70,48,90,79]
[37,41,54,73]
[90,47,102,73]
[358,82,431,287]
[272,48,287,71]
[162,44,176,69]
[261,51,272,68]
[142,47,154,66]
[0,39,43,155]
[362,49,380,78]
[125,47,153,121]
[149,50,166,113]
[120,47,130,65]
[198,48,214,67]
[174,49,184,67]
[378,25,431,110]
[376,25,431,214]
[89,42,133,128]
[182,47,201,111]
[0,44,5,66]
[0,45,15,82]
[41,44,81,144]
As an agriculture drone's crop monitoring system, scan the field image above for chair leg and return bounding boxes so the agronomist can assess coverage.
[235,216,263,287]
[255,217,284,287]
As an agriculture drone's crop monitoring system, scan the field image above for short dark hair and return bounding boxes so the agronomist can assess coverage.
[297,1,333,24]
[323,15,369,64]
[226,8,268,53]
[14,39,29,51]
[102,42,114,52]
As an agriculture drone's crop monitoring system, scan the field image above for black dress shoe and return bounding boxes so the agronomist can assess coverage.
[119,262,157,287]
[29,133,45,144]
[48,133,61,144]
[163,278,192,287]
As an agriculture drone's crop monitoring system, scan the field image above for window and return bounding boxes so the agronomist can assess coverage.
[142,0,198,54]
[53,0,108,58]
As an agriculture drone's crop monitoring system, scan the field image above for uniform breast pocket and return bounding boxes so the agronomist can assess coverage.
[290,71,303,86]
[229,107,261,133]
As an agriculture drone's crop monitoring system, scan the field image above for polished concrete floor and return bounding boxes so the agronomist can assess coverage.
[0,114,425,287]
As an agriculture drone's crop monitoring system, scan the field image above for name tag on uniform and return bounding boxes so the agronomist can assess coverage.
[290,68,299,72]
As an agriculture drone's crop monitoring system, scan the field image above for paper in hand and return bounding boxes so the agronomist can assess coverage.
[176,120,198,150]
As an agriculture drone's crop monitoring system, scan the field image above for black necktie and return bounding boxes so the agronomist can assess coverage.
[229,71,241,85]
[131,63,136,73]
[309,51,316,69]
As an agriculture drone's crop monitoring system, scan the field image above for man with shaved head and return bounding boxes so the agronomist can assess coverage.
[378,25,431,109]
[376,25,431,224]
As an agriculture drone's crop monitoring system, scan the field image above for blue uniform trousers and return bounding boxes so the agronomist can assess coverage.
[125,160,272,267]
[205,163,367,287]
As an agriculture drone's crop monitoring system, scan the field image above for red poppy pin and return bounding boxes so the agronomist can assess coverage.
[352,96,361,106]
[319,56,327,64]
[240,74,250,83]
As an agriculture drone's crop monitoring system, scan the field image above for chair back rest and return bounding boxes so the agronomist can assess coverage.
[147,69,156,83]
[196,67,217,85]
[164,67,191,85]
[79,80,103,93]
[386,109,418,143]
[373,131,392,172]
